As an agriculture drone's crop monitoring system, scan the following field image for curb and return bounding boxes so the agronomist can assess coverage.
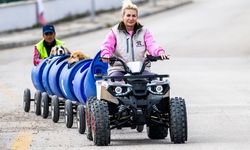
[0,0,192,50]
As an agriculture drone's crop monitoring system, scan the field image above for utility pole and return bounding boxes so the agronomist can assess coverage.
[90,0,96,22]
[152,0,157,6]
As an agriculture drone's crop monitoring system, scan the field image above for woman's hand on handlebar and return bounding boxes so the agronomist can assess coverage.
[101,57,110,63]
[159,51,170,60]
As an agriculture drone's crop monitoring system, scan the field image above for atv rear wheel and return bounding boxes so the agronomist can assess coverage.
[91,99,110,146]
[86,97,95,141]
[147,125,168,139]
[169,97,188,143]
[136,125,144,132]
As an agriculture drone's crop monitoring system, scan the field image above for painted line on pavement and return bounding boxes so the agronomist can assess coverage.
[11,130,33,150]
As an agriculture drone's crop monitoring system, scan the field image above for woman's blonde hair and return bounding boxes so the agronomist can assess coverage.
[121,0,138,16]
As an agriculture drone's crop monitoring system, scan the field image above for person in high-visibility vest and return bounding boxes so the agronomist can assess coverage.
[33,24,65,66]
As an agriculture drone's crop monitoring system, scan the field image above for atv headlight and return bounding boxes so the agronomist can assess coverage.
[147,81,169,95]
[155,85,163,93]
[107,84,132,96]
[114,86,122,94]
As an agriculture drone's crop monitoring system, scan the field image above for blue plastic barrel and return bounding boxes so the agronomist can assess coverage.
[48,55,69,98]
[59,59,92,101]
[72,61,91,104]
[83,51,108,99]
[31,59,47,92]
[42,56,62,95]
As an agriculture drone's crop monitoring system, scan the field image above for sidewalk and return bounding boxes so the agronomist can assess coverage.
[0,0,192,50]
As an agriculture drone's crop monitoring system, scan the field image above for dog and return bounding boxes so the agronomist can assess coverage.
[46,45,71,64]
[50,45,71,56]
[67,51,90,64]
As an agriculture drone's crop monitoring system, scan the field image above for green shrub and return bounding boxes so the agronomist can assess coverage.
[0,0,24,4]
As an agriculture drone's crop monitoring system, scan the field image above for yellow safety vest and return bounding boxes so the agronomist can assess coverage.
[35,39,64,59]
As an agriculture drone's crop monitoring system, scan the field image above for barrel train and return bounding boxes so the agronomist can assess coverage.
[23,51,107,133]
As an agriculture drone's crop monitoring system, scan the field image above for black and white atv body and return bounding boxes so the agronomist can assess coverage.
[88,56,187,146]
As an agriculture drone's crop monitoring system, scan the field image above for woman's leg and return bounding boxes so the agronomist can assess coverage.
[109,71,125,81]
[109,71,125,76]
[142,70,156,76]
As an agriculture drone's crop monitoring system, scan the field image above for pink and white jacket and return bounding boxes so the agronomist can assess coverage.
[101,22,165,73]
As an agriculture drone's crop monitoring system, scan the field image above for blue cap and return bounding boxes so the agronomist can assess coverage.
[42,24,55,34]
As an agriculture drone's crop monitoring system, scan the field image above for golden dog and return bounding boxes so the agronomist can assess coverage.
[68,51,90,64]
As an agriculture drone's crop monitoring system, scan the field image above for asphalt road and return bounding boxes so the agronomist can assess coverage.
[1,0,250,149]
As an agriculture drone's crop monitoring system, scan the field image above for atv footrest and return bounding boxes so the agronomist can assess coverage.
[104,74,169,81]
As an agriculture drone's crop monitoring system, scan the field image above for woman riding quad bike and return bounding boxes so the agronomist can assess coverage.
[86,55,188,146]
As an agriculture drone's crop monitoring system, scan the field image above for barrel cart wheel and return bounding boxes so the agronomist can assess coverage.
[76,104,85,134]
[41,92,50,119]
[34,90,42,115]
[23,88,31,112]
[51,95,60,123]
[65,100,73,128]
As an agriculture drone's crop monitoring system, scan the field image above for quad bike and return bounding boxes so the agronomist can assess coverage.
[86,55,188,146]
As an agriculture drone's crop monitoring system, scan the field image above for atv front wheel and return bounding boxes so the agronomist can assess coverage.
[147,125,168,139]
[169,97,188,143]
[91,99,110,146]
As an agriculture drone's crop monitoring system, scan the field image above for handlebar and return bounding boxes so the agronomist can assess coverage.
[109,57,131,73]
[145,55,162,62]
[109,55,164,63]
[101,55,167,74]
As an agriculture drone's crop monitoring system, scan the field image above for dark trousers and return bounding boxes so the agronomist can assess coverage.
[109,70,155,81]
